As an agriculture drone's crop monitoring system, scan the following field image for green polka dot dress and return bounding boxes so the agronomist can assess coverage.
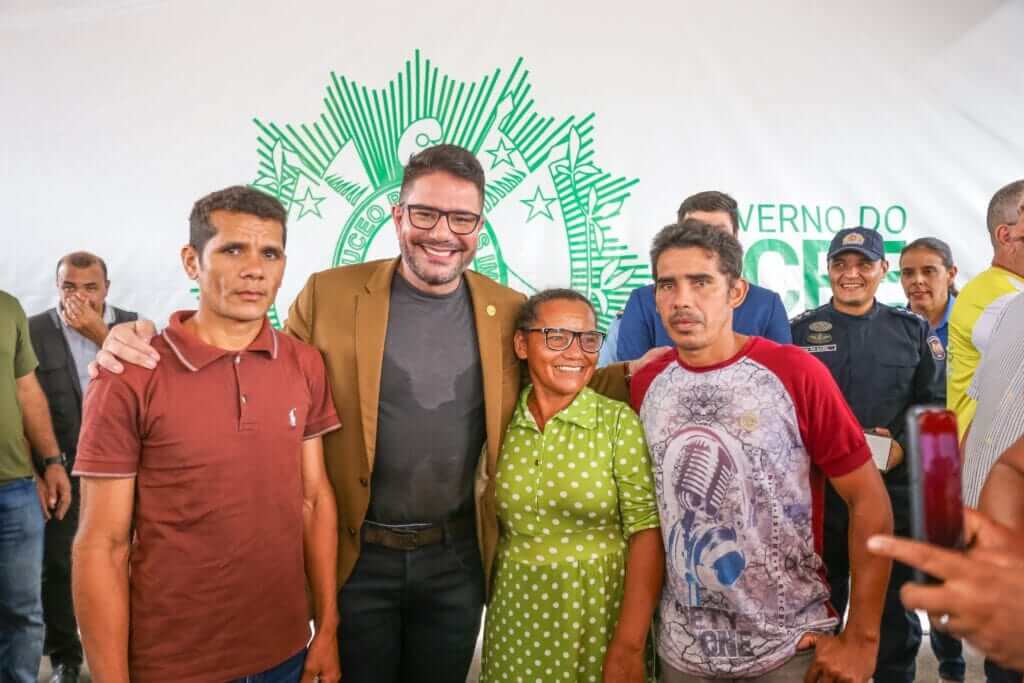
[480,386,660,682]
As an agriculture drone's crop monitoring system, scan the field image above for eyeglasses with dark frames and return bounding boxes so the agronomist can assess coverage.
[522,327,605,354]
[400,203,482,235]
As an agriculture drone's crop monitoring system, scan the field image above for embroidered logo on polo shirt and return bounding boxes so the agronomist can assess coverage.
[289,408,297,428]
[927,335,945,361]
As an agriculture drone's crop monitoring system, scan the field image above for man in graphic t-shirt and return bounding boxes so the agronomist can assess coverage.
[630,221,894,682]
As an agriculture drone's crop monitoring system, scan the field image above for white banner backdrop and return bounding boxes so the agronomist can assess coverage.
[2,0,1022,329]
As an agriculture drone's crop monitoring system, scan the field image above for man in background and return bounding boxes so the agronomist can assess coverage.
[616,190,791,362]
[792,227,946,683]
[0,290,71,683]
[948,179,1024,439]
[28,252,138,683]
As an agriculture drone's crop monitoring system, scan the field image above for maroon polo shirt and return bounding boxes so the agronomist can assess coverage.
[74,311,340,683]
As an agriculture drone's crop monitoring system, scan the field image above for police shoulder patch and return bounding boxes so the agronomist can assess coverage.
[892,306,927,323]
[927,335,946,360]
[790,304,829,327]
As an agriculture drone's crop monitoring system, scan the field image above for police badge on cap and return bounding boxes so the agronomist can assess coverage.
[827,227,885,261]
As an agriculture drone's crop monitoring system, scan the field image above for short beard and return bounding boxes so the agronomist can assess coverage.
[400,240,473,286]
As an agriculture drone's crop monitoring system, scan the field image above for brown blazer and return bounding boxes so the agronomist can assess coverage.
[286,257,629,593]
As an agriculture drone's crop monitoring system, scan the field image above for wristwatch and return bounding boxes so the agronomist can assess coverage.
[41,453,67,469]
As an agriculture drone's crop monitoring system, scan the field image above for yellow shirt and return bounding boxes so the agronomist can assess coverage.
[947,266,1024,438]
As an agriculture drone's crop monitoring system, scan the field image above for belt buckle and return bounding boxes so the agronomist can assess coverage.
[392,528,422,550]
[400,531,421,550]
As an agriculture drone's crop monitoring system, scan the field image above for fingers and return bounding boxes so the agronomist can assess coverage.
[867,534,963,581]
[35,482,52,521]
[135,319,158,343]
[104,324,160,370]
[94,349,125,374]
[796,632,818,650]
[54,478,72,520]
[898,581,957,616]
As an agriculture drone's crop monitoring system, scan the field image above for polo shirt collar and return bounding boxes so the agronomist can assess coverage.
[511,385,599,432]
[163,310,278,372]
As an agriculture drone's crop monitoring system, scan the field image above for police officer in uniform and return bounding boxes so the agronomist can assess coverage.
[791,227,945,683]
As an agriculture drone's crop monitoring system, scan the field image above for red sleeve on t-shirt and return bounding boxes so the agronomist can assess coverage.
[72,368,149,478]
[748,339,870,478]
[630,347,678,412]
[296,342,341,440]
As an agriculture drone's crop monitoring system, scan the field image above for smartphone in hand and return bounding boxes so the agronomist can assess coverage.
[906,406,965,583]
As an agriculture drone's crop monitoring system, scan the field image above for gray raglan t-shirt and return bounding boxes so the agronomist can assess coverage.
[366,272,486,524]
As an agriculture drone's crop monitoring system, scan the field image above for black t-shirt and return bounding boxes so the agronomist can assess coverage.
[366,272,486,524]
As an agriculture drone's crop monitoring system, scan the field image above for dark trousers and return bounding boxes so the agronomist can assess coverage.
[985,659,1024,683]
[42,476,81,668]
[823,477,921,683]
[929,626,965,681]
[337,529,485,683]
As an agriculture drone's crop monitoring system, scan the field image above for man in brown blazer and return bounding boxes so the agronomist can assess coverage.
[96,144,640,683]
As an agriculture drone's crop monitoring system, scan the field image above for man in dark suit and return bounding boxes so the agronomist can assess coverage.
[28,252,137,683]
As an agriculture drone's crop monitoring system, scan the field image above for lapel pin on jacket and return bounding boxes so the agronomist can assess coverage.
[486,305,496,317]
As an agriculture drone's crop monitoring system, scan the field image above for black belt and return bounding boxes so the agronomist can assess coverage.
[361,516,475,551]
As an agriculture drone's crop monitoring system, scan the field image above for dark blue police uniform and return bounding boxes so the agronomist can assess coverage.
[792,299,946,683]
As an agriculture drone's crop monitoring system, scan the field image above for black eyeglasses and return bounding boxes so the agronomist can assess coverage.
[400,203,482,235]
[523,327,605,353]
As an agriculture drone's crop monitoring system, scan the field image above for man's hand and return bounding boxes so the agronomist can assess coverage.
[90,319,160,377]
[62,294,109,346]
[802,631,877,683]
[301,630,340,683]
[35,465,72,521]
[602,638,645,683]
[868,509,1024,671]
[627,346,671,378]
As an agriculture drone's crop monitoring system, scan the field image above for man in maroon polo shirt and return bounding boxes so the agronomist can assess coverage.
[70,187,342,683]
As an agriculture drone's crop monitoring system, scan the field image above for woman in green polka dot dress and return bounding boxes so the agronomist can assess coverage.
[480,289,663,683]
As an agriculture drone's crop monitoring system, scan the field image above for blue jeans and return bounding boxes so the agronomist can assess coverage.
[228,649,307,683]
[0,478,45,683]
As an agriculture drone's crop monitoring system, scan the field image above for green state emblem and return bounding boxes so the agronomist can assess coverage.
[249,51,648,331]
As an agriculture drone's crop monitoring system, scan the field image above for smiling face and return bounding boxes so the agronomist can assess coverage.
[828,251,888,314]
[392,170,483,295]
[181,209,286,324]
[900,247,956,318]
[514,298,599,403]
